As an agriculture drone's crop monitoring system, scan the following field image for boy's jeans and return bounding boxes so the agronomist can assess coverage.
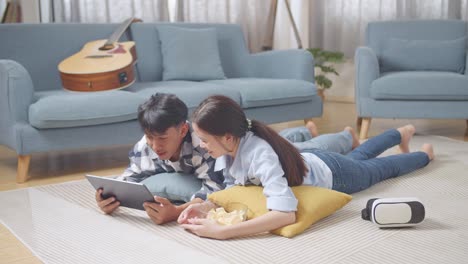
[279,127,353,154]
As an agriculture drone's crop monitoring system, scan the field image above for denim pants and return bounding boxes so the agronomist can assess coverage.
[279,127,353,154]
[303,129,430,194]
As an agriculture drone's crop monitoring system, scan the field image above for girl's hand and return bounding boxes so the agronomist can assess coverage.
[181,218,228,240]
[177,202,215,224]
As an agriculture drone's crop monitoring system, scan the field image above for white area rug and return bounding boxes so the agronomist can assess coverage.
[1,135,467,264]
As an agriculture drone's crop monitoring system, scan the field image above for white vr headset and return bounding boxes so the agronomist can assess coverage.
[361,197,425,228]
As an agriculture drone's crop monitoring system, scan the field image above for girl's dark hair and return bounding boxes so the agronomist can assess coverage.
[192,95,307,186]
[138,93,188,134]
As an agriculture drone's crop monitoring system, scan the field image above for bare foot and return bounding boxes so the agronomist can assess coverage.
[397,124,416,153]
[306,120,319,137]
[344,126,360,149]
[421,143,434,161]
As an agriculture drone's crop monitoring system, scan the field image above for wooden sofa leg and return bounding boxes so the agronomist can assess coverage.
[466,120,468,135]
[359,118,371,140]
[357,117,363,132]
[17,155,31,183]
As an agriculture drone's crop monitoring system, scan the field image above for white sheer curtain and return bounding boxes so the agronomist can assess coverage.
[46,0,272,52]
[0,0,6,18]
[176,0,272,52]
[46,0,468,55]
[49,0,169,23]
[275,0,468,57]
[273,0,310,50]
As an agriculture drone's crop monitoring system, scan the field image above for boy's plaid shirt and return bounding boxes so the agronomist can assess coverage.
[116,126,225,200]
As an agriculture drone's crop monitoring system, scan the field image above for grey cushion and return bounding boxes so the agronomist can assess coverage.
[128,81,241,109]
[371,71,468,100]
[158,26,226,81]
[206,78,316,108]
[29,90,144,129]
[141,172,202,202]
[381,37,466,73]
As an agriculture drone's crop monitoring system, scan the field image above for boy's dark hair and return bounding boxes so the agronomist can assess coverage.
[192,95,307,186]
[138,93,188,134]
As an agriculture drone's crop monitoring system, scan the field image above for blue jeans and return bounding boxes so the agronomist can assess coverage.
[303,129,430,194]
[279,127,353,154]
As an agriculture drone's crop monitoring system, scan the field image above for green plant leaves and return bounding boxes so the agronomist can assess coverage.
[315,75,332,89]
[306,48,345,90]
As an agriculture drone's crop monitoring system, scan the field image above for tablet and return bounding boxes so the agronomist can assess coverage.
[86,174,155,211]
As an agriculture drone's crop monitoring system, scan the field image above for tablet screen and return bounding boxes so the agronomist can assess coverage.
[86,174,155,210]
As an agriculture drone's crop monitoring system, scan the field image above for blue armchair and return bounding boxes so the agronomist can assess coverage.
[355,20,468,139]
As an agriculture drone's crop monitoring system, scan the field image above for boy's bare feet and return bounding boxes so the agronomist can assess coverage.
[421,143,434,160]
[306,120,319,137]
[397,124,416,153]
[344,126,360,149]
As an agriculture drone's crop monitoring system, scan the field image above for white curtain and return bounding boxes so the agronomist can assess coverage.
[273,0,309,50]
[47,0,272,53]
[275,0,468,57]
[0,0,6,19]
[48,0,468,55]
[176,0,272,52]
[50,0,169,23]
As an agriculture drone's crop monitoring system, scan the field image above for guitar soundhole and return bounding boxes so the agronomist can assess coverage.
[99,44,114,51]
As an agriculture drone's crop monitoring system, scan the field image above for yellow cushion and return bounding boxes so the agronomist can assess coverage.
[207,185,352,238]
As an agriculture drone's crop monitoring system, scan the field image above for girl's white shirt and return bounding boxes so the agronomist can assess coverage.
[214,132,332,212]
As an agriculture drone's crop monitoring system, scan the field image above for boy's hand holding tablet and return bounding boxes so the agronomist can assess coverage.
[86,174,156,213]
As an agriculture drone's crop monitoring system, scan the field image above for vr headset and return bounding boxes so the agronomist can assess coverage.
[361,197,425,228]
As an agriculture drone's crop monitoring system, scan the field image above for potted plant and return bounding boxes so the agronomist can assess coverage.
[306,48,345,101]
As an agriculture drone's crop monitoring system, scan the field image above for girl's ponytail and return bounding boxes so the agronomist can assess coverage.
[250,120,306,186]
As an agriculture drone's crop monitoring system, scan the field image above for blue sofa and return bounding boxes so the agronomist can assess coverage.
[355,20,468,139]
[0,23,321,183]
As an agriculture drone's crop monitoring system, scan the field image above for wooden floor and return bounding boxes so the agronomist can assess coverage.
[0,101,467,263]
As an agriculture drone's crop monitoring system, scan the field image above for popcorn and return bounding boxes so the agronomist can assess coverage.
[207,207,246,225]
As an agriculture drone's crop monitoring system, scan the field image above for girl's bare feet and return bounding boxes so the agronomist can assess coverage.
[306,120,319,137]
[344,126,360,149]
[397,125,416,153]
[421,143,434,160]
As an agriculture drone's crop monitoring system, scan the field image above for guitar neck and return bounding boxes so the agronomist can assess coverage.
[104,17,138,46]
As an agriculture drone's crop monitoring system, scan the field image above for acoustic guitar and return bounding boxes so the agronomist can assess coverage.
[58,17,141,92]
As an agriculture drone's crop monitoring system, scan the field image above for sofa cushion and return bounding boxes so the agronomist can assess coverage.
[381,37,466,73]
[29,90,145,129]
[206,78,316,108]
[371,71,468,101]
[128,81,241,109]
[158,26,226,81]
